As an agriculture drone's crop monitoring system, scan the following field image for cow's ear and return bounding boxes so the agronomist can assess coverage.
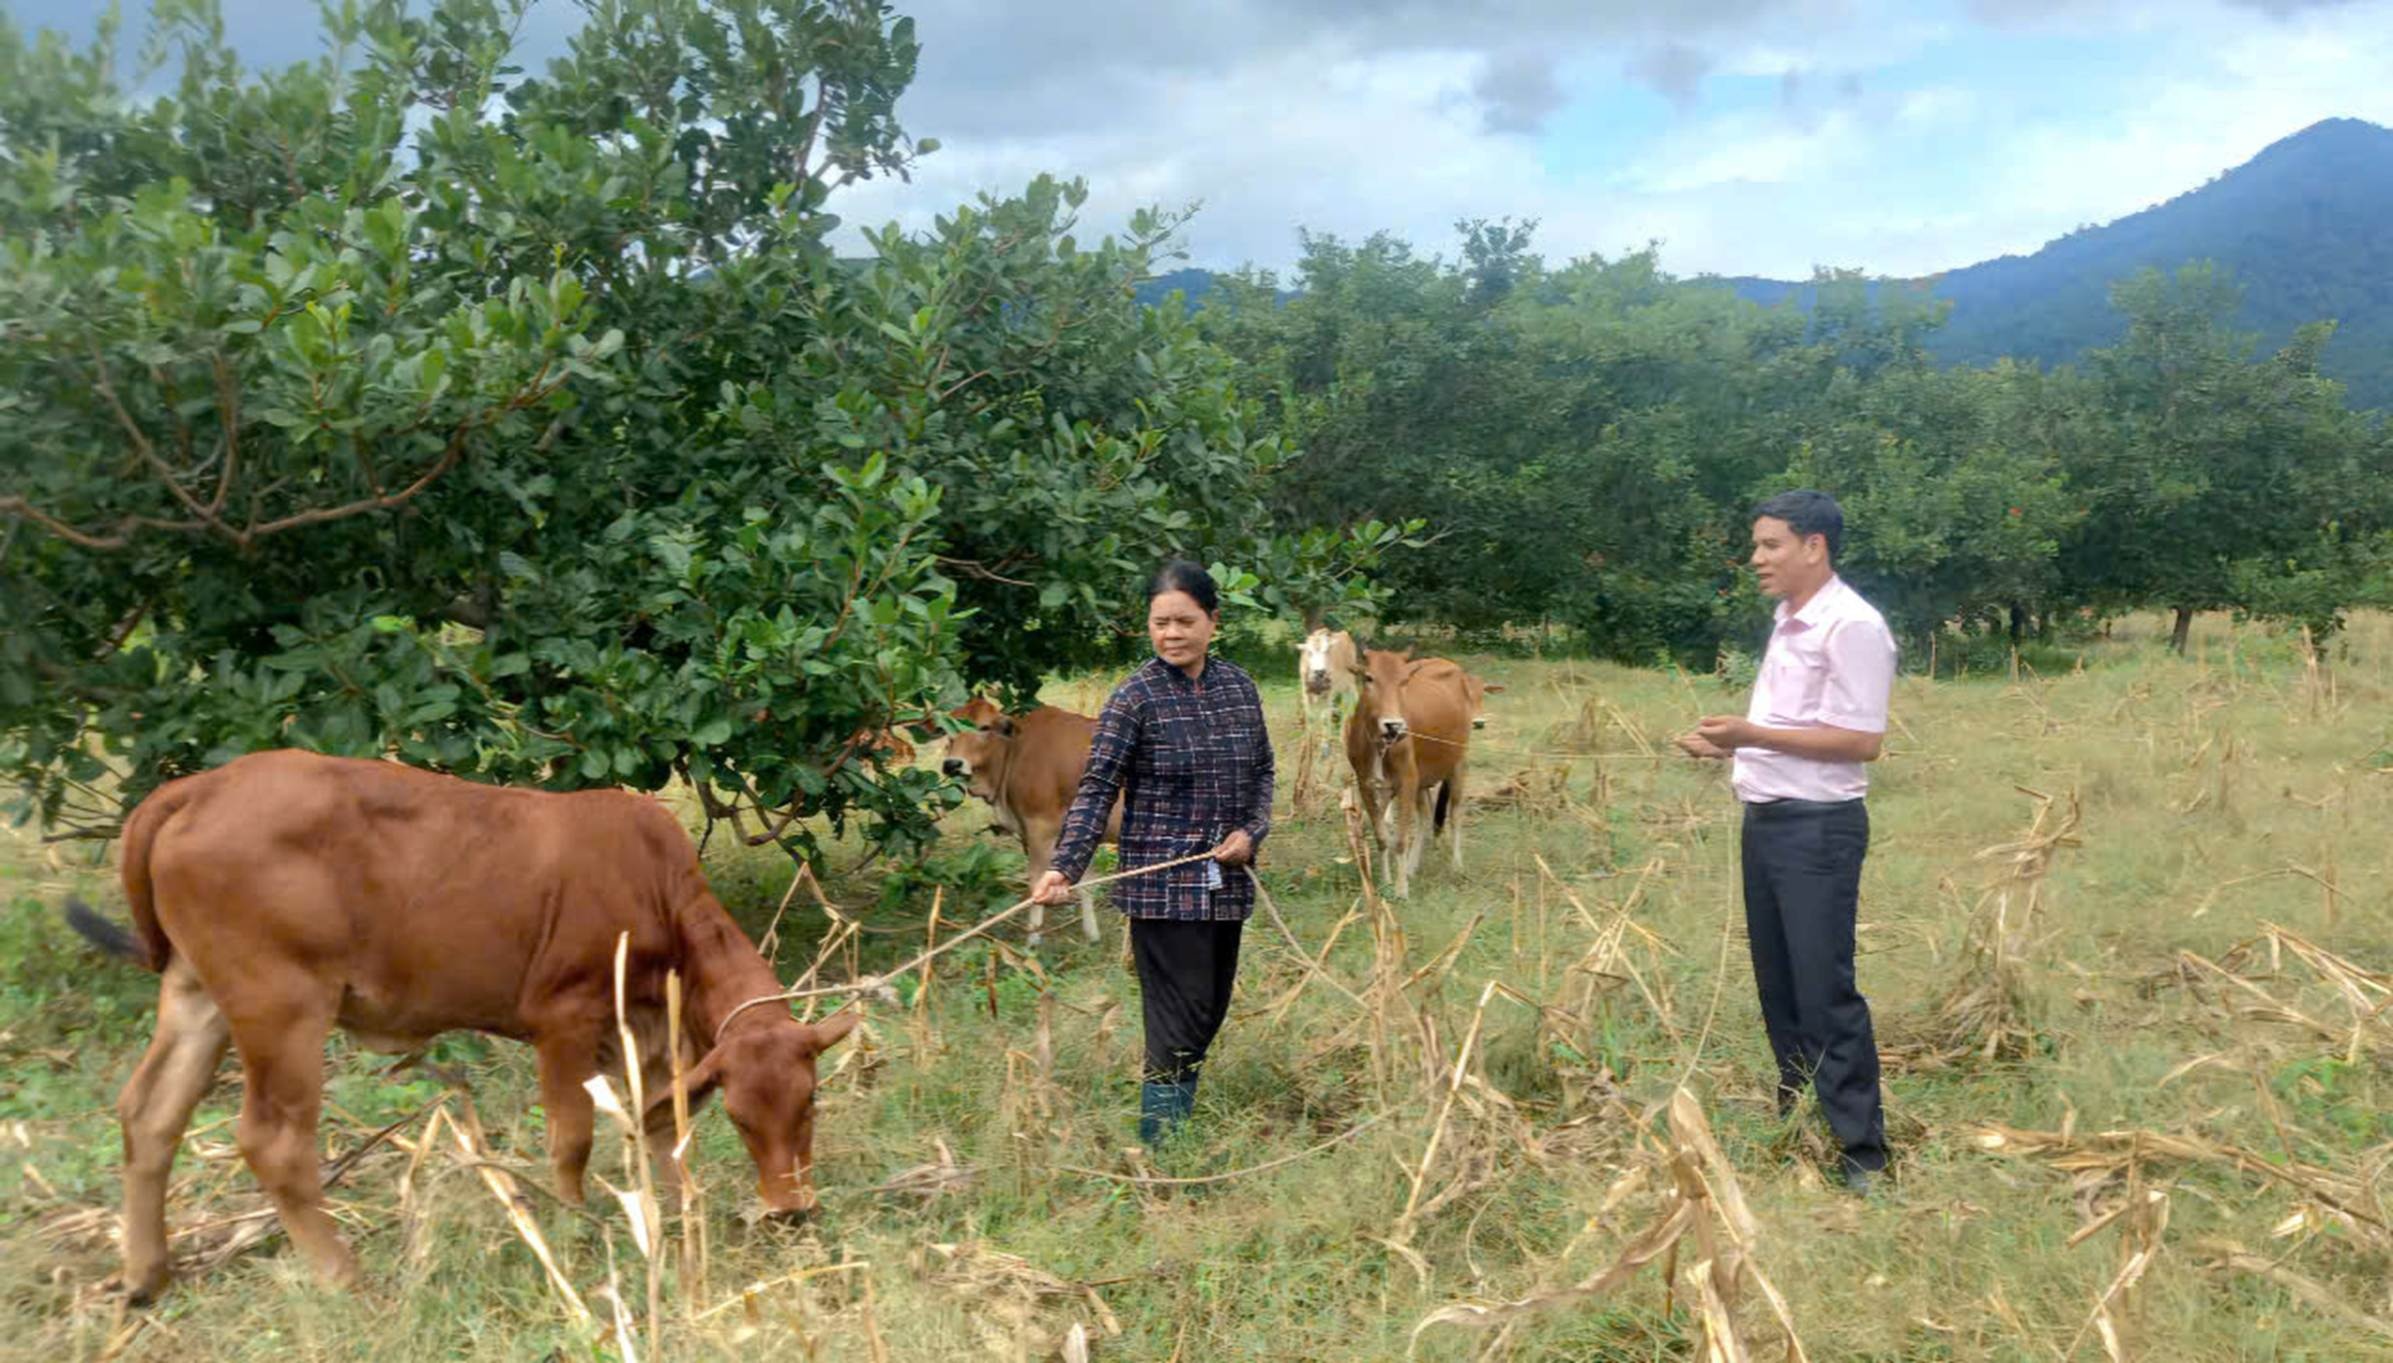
[804,1007,861,1056]
[643,1046,725,1127]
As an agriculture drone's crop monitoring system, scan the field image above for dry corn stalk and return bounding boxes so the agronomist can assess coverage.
[1537,855,1678,1041]
[1411,1088,1807,1362]
[1923,788,2082,1062]
[912,1240,1124,1360]
[1973,1124,2389,1254]
[868,1138,975,1203]
[1541,694,1613,755]
[444,1098,592,1324]
[2064,1177,2171,1363]
[1473,764,1569,815]
[2165,922,2393,1064]
[2196,1241,2393,1343]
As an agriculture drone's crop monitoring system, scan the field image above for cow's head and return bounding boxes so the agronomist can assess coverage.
[1464,676,1505,730]
[664,1008,861,1219]
[938,697,1013,802]
[1351,648,1416,745]
[1300,629,1340,697]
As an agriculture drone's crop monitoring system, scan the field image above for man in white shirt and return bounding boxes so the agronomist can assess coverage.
[1678,490,1897,1194]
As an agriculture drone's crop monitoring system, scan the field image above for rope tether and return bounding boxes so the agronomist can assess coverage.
[715,850,1220,1042]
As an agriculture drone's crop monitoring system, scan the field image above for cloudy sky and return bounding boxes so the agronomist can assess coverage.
[12,0,2392,280]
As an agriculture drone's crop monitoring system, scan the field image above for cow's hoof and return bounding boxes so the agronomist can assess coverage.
[116,1266,172,1307]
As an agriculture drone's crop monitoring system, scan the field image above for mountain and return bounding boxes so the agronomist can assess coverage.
[1132,267,1296,310]
[1720,118,2393,407]
[1146,119,2393,408]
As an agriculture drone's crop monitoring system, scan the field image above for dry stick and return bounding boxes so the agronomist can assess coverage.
[445,1103,592,1324]
[715,851,1219,1039]
[1393,981,1501,1249]
[1264,902,1365,1025]
[609,935,664,1363]
[1533,855,1678,1041]
[1055,1110,1391,1187]
[689,1262,872,1321]
[1400,912,1489,996]
[755,861,815,964]
[860,1272,894,1363]
[665,969,707,1315]
[912,887,945,1062]
[1248,865,1371,1011]
[1671,823,1743,1096]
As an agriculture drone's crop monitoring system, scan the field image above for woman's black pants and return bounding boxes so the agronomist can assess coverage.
[1130,917,1245,1082]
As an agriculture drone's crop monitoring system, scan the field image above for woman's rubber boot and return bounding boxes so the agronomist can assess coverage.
[1138,1078,1198,1147]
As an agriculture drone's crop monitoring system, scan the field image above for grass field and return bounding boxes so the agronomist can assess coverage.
[5,612,2391,1361]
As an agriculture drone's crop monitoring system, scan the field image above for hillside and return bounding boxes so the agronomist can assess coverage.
[1722,118,2393,407]
[1153,119,2393,408]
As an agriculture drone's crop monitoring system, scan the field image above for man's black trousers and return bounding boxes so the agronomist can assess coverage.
[1740,797,1887,1172]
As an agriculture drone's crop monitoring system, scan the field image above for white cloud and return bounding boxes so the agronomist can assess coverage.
[13,0,2392,282]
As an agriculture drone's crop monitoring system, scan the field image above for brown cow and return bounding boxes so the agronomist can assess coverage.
[1343,650,1499,898]
[64,750,855,1302]
[939,699,1123,945]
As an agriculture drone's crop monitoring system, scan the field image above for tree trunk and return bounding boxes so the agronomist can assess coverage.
[2008,603,2027,644]
[2170,606,2194,655]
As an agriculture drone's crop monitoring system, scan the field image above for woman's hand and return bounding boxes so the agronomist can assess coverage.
[1030,870,1075,906]
[1210,829,1255,866]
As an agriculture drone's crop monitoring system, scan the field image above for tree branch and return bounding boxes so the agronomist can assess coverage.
[933,555,1034,587]
[237,431,466,541]
[91,345,230,536]
[207,352,242,516]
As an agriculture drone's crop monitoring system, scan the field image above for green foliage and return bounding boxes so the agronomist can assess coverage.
[0,0,1402,850]
[1202,225,2392,665]
[2068,267,2391,644]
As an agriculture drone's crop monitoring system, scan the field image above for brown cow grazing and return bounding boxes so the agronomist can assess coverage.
[1343,650,1499,898]
[939,699,1123,945]
[64,749,855,1302]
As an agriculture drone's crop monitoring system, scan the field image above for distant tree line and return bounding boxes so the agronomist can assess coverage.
[1194,222,2391,664]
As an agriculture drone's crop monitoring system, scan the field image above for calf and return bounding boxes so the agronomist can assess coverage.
[939,700,1123,944]
[66,749,854,1302]
[1343,650,1497,898]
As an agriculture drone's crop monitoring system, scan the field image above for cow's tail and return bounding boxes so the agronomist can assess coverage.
[1433,778,1453,835]
[64,896,145,963]
[71,780,193,973]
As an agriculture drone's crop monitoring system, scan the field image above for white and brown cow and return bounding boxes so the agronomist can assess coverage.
[939,697,1123,944]
[1297,627,1359,734]
[1343,650,1499,898]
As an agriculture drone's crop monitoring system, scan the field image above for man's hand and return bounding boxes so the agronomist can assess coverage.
[1210,829,1256,866]
[1030,870,1074,906]
[1675,732,1730,761]
[1695,715,1761,751]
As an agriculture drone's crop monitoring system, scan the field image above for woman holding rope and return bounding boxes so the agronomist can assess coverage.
[1031,561,1275,1148]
